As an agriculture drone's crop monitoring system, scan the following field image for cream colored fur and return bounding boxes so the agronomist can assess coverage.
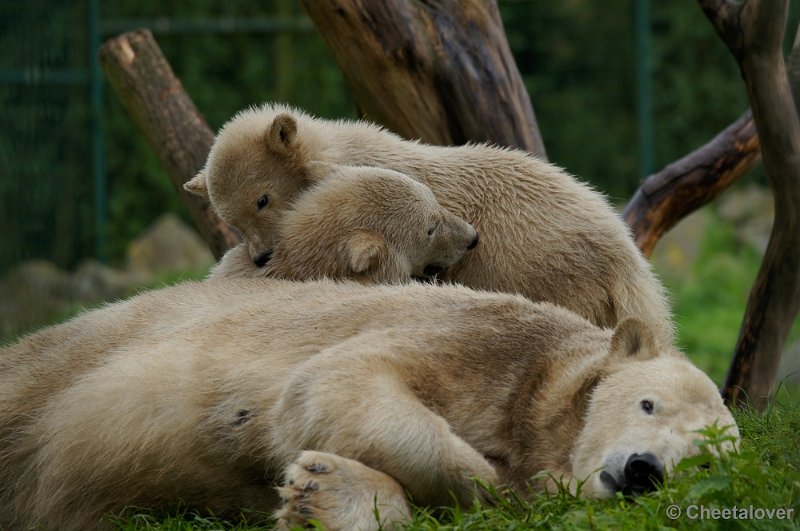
[0,279,735,530]
[186,103,675,346]
[209,163,478,283]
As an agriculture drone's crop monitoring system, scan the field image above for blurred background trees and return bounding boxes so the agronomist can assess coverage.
[5,0,789,272]
[2,0,352,272]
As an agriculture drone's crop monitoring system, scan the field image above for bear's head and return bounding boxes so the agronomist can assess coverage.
[570,318,739,498]
[186,108,315,267]
[265,163,479,282]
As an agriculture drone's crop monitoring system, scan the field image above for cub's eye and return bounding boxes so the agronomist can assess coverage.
[256,195,269,210]
[427,222,438,236]
[640,399,654,415]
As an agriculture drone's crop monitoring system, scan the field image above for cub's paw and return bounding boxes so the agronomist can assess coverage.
[275,451,411,531]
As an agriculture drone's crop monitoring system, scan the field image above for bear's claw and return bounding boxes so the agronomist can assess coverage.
[304,462,330,474]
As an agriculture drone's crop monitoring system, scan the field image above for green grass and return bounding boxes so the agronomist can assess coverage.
[658,208,800,400]
[422,399,798,531]
[663,211,766,383]
[110,510,273,531]
[108,398,799,530]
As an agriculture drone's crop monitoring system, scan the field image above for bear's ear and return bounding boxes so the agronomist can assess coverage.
[267,113,298,154]
[609,318,658,362]
[345,230,388,274]
[305,161,339,182]
[184,170,209,199]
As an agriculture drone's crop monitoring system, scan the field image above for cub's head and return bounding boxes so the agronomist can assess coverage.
[268,163,479,283]
[185,106,314,267]
[571,319,739,498]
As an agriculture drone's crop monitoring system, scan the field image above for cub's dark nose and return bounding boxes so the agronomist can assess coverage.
[468,232,480,250]
[622,452,663,495]
[423,264,444,277]
[254,251,273,267]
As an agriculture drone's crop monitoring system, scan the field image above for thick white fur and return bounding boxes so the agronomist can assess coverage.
[0,279,735,530]
[209,163,477,283]
[187,103,674,346]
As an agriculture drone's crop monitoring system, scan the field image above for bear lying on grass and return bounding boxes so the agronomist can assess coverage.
[186,103,674,346]
[0,279,737,530]
[210,163,478,283]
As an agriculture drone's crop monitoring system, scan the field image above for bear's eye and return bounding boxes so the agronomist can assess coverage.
[640,399,654,414]
[256,195,269,210]
[427,222,438,236]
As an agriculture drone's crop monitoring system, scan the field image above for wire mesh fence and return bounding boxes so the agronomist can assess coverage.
[2,0,783,276]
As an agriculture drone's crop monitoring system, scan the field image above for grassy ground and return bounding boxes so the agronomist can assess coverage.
[405,402,799,531]
[110,399,799,530]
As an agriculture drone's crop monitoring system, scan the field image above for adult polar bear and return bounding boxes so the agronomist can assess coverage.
[0,279,736,530]
[186,103,674,346]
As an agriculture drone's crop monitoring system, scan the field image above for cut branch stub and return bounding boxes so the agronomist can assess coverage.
[98,29,239,259]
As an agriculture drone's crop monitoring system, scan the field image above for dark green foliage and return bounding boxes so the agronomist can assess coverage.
[110,506,273,530]
[502,0,639,198]
[649,2,749,172]
[499,1,761,199]
[4,1,790,272]
[1,0,353,273]
[0,1,94,271]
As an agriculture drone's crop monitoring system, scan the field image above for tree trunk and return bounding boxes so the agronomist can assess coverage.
[98,29,239,260]
[698,0,800,410]
[300,0,547,158]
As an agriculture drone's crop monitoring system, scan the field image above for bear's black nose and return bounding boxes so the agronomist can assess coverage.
[254,251,273,267]
[622,452,663,495]
[468,232,480,250]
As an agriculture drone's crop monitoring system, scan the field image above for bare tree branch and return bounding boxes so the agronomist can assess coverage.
[99,29,239,259]
[697,0,745,55]
[623,112,760,257]
[787,21,800,116]
[626,18,800,259]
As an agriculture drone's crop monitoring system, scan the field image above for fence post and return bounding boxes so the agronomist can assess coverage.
[89,0,107,262]
[635,0,654,179]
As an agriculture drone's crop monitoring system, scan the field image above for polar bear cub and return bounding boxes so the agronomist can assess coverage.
[186,103,675,346]
[209,163,478,283]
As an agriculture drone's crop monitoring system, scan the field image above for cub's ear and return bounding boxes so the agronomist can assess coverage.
[609,318,658,362]
[267,113,298,154]
[305,161,340,182]
[184,170,209,199]
[345,230,388,274]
